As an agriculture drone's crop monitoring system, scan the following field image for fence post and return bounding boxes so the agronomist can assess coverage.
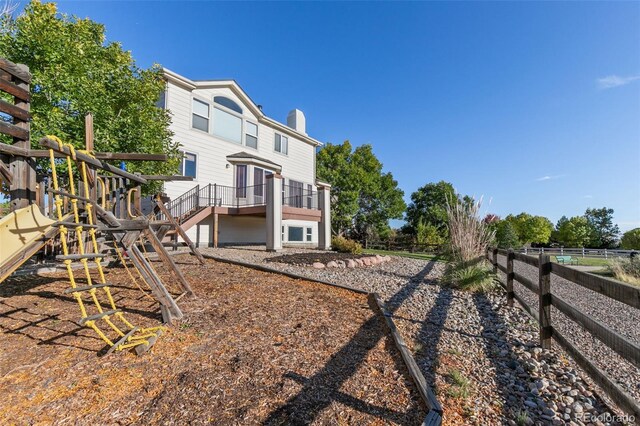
[560,246,564,255]
[492,248,498,273]
[524,247,527,255]
[582,247,585,258]
[538,253,552,349]
[506,249,514,307]
[605,249,608,259]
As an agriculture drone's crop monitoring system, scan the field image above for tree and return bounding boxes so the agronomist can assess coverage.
[316,141,406,239]
[554,216,592,247]
[504,213,553,245]
[404,181,457,236]
[585,207,620,248]
[416,219,445,246]
[0,1,179,192]
[620,228,640,250]
[493,220,520,249]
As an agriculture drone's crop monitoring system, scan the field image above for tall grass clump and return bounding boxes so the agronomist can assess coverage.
[608,258,640,286]
[442,197,498,292]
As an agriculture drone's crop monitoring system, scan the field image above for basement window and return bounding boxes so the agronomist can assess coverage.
[306,227,312,242]
[288,226,304,242]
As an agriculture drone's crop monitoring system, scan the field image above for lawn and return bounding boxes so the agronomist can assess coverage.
[363,248,441,261]
[549,256,610,268]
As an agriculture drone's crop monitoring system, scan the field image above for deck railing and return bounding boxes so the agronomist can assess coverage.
[282,184,317,209]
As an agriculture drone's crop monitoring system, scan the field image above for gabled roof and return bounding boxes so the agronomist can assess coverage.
[163,68,322,147]
[226,151,282,172]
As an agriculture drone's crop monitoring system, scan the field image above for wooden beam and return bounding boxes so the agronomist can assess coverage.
[155,195,205,264]
[552,293,640,368]
[0,58,32,83]
[538,254,552,349]
[551,262,640,310]
[143,227,194,295]
[140,175,192,181]
[0,78,30,102]
[0,145,168,162]
[0,99,30,121]
[0,120,29,140]
[40,137,148,184]
[0,160,12,184]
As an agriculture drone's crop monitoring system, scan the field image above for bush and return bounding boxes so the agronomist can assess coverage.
[443,260,499,292]
[608,258,640,286]
[443,196,498,292]
[331,236,363,254]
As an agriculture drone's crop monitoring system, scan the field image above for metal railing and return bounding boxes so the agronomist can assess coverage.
[198,183,267,209]
[282,184,317,209]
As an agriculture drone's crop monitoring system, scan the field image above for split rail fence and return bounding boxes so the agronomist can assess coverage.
[486,248,640,419]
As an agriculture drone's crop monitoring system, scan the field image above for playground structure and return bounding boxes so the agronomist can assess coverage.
[0,57,203,355]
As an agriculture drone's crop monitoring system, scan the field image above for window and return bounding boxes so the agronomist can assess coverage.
[180,152,197,178]
[306,227,312,242]
[214,96,242,114]
[213,107,242,143]
[274,133,288,155]
[282,226,285,242]
[192,99,209,132]
[245,122,258,149]
[288,226,304,242]
[236,165,247,198]
[254,167,265,197]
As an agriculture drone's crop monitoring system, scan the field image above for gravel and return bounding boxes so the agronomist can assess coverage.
[496,253,640,402]
[199,246,636,425]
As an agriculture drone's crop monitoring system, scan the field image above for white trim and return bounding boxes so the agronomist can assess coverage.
[227,156,282,173]
[180,150,198,179]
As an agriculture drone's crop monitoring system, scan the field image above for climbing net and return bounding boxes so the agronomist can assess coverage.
[47,135,164,355]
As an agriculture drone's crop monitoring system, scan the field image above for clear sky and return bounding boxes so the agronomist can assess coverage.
[38,1,640,231]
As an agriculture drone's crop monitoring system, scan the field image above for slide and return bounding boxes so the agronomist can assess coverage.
[0,205,58,283]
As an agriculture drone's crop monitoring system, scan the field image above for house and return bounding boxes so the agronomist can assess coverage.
[159,68,331,251]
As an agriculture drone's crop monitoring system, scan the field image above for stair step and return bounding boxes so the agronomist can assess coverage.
[64,283,111,294]
[79,309,121,325]
[106,326,139,355]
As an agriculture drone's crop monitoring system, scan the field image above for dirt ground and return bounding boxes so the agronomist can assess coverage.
[0,255,426,425]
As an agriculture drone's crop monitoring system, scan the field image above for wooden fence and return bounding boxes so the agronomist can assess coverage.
[518,247,635,259]
[486,248,640,419]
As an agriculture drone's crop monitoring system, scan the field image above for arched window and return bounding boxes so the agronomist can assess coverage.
[214,96,242,114]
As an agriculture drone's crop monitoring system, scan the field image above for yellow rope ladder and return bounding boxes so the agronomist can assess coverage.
[47,135,164,354]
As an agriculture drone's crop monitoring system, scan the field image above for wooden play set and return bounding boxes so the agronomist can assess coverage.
[0,57,203,355]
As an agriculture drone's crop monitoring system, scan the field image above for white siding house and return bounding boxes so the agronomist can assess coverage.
[160,69,331,250]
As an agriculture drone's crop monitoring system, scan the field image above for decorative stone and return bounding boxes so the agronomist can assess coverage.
[312,262,325,269]
[326,261,338,268]
[346,259,357,268]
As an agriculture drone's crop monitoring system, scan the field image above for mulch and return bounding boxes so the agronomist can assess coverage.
[266,252,370,266]
[0,255,426,425]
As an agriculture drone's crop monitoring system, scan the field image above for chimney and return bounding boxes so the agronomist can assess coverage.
[287,109,306,135]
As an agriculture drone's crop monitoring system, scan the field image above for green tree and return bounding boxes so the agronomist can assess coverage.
[316,141,406,239]
[493,220,521,249]
[0,1,179,192]
[554,216,592,247]
[585,207,620,248]
[416,219,445,246]
[404,181,457,236]
[504,213,553,245]
[620,228,640,250]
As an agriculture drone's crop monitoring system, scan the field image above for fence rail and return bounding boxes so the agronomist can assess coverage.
[487,247,640,419]
[518,247,635,259]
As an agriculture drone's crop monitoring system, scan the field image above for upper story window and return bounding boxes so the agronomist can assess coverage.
[245,122,258,149]
[274,133,288,155]
[192,99,209,132]
[180,151,197,178]
[212,96,242,144]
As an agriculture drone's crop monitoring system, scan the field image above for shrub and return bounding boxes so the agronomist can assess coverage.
[443,196,498,292]
[608,258,640,286]
[442,260,499,292]
[331,236,363,254]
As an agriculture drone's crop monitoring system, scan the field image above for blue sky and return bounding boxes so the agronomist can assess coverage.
[41,1,640,231]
